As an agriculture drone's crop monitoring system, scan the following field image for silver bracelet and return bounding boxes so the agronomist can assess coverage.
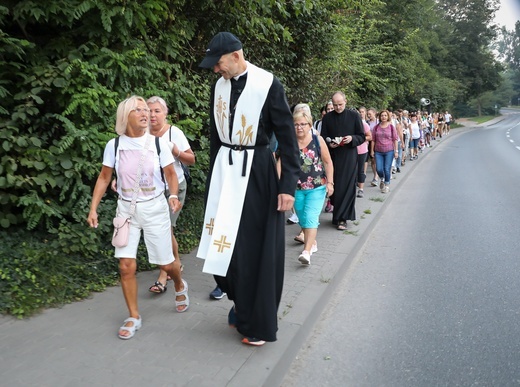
[169,194,178,200]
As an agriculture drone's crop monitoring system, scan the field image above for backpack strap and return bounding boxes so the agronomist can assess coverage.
[155,136,165,184]
[155,135,161,155]
[114,136,120,181]
[312,133,321,158]
[114,136,119,157]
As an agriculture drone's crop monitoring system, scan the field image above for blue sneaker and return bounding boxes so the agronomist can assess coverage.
[210,286,226,300]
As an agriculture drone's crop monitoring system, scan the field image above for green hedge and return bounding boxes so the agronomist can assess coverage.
[0,194,204,318]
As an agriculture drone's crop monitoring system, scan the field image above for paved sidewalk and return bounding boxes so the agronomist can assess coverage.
[0,124,486,387]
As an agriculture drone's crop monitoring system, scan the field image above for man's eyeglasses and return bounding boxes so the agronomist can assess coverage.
[133,108,150,115]
[294,123,309,128]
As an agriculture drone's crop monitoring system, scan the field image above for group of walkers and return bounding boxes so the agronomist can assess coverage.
[87,31,300,346]
[86,31,453,347]
[288,104,453,265]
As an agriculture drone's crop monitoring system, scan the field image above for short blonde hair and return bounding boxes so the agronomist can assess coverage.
[115,95,147,135]
[293,103,312,116]
[293,110,313,127]
[146,96,169,114]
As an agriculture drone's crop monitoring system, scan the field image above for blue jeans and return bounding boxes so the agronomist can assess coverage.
[375,150,394,185]
[395,141,403,169]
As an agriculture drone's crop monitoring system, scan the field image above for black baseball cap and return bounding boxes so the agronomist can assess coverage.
[199,32,243,68]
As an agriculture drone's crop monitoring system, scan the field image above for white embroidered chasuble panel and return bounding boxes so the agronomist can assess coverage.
[197,63,273,276]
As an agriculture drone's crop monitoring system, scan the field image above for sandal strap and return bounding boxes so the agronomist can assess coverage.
[174,279,189,312]
[175,299,189,307]
[154,281,166,289]
[119,316,141,339]
[123,317,141,326]
[122,316,142,329]
[149,281,167,293]
[175,279,188,296]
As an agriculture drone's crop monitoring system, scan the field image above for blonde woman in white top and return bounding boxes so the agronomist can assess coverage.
[87,96,187,340]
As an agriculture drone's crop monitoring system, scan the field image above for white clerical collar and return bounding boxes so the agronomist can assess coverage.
[233,66,248,81]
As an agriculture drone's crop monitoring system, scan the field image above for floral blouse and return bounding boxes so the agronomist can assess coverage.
[297,137,326,190]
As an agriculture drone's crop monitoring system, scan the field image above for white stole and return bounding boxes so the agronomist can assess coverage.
[197,63,273,276]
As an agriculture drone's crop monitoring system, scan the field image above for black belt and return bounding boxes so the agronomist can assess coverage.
[221,143,270,176]
[119,191,164,203]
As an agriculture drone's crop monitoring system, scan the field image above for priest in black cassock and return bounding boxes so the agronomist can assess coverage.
[197,32,300,346]
[320,92,366,230]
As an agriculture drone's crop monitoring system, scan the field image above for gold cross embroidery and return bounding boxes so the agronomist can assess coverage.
[213,235,231,253]
[205,218,215,235]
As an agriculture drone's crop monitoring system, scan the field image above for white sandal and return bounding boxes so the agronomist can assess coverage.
[175,279,189,313]
[118,316,142,340]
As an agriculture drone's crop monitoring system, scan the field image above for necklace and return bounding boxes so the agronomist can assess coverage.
[152,123,168,136]
[160,123,169,135]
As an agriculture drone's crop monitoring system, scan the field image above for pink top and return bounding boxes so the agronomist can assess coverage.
[357,121,371,154]
[372,124,398,153]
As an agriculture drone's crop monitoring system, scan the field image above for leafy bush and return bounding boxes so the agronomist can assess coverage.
[0,195,204,318]
[0,229,118,318]
[174,194,206,254]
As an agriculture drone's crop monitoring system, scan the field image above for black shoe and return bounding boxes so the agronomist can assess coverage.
[228,306,237,328]
[210,286,226,300]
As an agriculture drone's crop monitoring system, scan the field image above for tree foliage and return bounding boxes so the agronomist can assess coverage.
[435,0,503,113]
[496,23,520,106]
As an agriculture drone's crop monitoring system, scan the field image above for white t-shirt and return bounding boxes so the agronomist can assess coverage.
[313,120,322,134]
[410,122,421,139]
[161,125,191,185]
[103,134,174,201]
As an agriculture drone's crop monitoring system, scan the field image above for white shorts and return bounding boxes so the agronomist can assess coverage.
[114,194,174,265]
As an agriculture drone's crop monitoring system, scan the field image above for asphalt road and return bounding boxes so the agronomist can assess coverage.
[282,111,520,386]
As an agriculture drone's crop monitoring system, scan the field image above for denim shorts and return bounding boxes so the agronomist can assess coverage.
[409,138,420,148]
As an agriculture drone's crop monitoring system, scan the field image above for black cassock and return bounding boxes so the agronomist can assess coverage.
[320,109,366,224]
[206,73,299,342]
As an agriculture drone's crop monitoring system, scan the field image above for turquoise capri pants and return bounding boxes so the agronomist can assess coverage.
[293,185,327,229]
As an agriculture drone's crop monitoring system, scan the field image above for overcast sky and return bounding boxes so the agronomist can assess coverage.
[495,0,520,30]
